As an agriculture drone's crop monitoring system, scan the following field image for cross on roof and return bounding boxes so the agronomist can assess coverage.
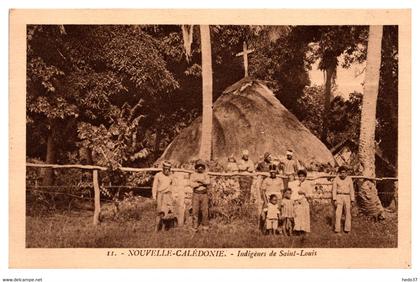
[235,41,255,77]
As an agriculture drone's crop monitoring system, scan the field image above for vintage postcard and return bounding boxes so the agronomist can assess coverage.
[9,9,411,268]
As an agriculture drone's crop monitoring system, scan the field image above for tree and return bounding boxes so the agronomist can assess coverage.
[198,25,213,160]
[27,25,179,183]
[27,25,79,185]
[304,26,368,146]
[358,25,385,217]
[319,49,338,146]
[27,24,398,180]
[181,25,213,161]
[296,85,362,146]
[295,25,397,168]
[376,26,398,167]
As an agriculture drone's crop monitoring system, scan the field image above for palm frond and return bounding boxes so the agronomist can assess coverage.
[181,25,194,62]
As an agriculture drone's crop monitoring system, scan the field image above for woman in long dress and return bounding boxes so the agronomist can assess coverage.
[289,169,312,235]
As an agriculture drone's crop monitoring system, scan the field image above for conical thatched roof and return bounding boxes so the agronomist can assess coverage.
[158,78,335,167]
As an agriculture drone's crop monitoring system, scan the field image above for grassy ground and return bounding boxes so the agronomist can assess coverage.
[26,201,397,248]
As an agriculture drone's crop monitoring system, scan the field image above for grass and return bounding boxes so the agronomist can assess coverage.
[26,202,397,248]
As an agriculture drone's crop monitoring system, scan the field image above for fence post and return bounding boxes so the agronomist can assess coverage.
[93,169,101,225]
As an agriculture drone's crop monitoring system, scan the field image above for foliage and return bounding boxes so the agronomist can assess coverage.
[26,24,398,189]
[376,26,398,166]
[247,26,312,114]
[301,26,368,74]
[297,85,362,147]
[27,25,179,168]
[301,26,368,144]
[208,177,244,222]
[77,110,148,169]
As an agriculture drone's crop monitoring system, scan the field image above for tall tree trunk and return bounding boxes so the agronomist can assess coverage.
[41,121,57,186]
[199,25,213,161]
[358,25,384,217]
[321,66,334,146]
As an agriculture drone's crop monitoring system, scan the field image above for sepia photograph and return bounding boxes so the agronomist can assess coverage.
[8,9,411,268]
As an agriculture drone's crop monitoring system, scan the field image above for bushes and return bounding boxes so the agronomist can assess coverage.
[209,176,257,223]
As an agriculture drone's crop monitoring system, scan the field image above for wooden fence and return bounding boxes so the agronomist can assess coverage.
[26,162,398,225]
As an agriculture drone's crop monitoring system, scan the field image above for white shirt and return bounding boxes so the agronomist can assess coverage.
[265,202,280,219]
[152,172,173,200]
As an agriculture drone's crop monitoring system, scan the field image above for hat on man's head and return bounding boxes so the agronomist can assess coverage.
[162,161,172,168]
[264,152,272,160]
[195,159,206,169]
[242,149,249,156]
[286,149,293,156]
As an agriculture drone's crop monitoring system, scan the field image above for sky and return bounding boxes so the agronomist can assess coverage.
[309,56,366,99]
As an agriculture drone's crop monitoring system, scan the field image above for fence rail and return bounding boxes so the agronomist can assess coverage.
[26,162,398,226]
[26,162,398,181]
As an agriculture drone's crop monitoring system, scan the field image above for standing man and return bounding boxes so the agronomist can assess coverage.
[237,149,255,202]
[152,161,174,232]
[332,166,355,233]
[189,159,211,231]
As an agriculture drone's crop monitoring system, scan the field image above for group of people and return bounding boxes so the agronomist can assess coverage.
[152,159,211,232]
[226,149,298,177]
[152,149,356,235]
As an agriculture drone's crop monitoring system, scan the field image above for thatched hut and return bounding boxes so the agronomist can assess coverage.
[158,78,335,168]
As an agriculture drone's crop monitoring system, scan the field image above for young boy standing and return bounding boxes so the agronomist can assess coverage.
[263,194,281,235]
[332,166,355,233]
[281,188,295,236]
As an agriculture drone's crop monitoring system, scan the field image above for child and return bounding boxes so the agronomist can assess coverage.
[281,188,295,236]
[332,166,355,233]
[262,194,281,235]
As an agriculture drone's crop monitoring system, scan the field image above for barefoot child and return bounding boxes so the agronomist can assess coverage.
[281,188,295,236]
[262,194,281,235]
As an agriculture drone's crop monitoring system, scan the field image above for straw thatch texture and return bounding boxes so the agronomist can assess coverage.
[159,78,335,167]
